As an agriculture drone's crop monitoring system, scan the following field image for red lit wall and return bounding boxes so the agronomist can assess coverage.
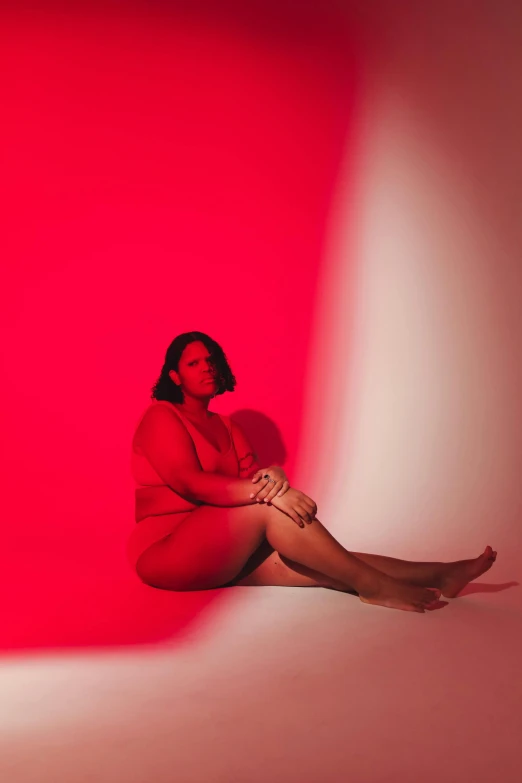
[0,2,359,648]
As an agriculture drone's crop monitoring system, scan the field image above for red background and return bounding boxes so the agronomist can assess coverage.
[0,2,359,649]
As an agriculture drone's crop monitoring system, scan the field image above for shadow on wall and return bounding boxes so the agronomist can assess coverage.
[230,409,287,468]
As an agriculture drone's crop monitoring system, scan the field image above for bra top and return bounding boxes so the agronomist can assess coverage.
[170,402,234,457]
[132,400,240,488]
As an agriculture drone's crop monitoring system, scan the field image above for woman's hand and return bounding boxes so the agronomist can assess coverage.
[269,487,318,528]
[250,466,290,503]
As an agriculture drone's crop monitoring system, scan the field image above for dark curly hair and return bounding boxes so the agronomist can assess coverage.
[151,331,237,404]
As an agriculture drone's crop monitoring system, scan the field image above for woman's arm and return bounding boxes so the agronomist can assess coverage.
[136,406,259,507]
[229,419,262,479]
[229,419,289,502]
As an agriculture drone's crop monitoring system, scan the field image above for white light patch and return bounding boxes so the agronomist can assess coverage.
[296,87,511,557]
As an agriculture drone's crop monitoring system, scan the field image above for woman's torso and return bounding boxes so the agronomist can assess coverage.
[132,400,240,522]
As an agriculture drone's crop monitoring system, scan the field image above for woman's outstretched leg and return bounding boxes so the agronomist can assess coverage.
[233,542,497,599]
[350,548,497,597]
[136,503,442,612]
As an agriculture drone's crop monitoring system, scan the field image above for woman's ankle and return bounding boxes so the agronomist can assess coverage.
[352,566,394,597]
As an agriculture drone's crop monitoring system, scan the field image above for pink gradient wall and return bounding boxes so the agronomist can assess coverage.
[297,1,522,573]
[1,5,521,783]
[2,0,520,650]
[0,2,359,648]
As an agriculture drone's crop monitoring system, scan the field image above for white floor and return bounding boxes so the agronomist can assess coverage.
[1,562,521,783]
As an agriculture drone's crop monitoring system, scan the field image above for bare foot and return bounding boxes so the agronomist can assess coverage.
[439,546,497,598]
[358,574,441,613]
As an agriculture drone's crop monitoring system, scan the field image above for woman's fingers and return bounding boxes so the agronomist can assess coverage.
[277,480,290,497]
[293,510,312,527]
[263,480,284,503]
[298,505,313,523]
[283,509,303,527]
[281,504,309,528]
[285,504,311,525]
[249,478,270,501]
[299,499,316,518]
[297,505,314,526]
[257,480,276,502]
[303,498,317,517]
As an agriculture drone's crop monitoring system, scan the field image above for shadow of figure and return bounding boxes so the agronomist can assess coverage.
[456,581,519,598]
[229,409,287,468]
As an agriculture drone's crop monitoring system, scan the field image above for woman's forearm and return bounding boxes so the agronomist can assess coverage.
[181,470,259,507]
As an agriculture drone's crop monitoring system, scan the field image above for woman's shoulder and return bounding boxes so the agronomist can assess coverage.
[134,400,183,437]
[141,399,180,414]
[133,400,195,454]
[138,399,173,419]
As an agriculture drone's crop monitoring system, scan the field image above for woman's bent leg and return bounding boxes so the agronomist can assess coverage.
[136,503,441,612]
[136,503,267,590]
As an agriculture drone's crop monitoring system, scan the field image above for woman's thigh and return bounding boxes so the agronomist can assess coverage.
[135,502,269,590]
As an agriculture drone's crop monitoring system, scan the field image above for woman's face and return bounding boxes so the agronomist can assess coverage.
[169,341,217,398]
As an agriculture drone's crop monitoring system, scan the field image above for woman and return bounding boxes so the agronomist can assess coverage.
[129,331,497,613]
